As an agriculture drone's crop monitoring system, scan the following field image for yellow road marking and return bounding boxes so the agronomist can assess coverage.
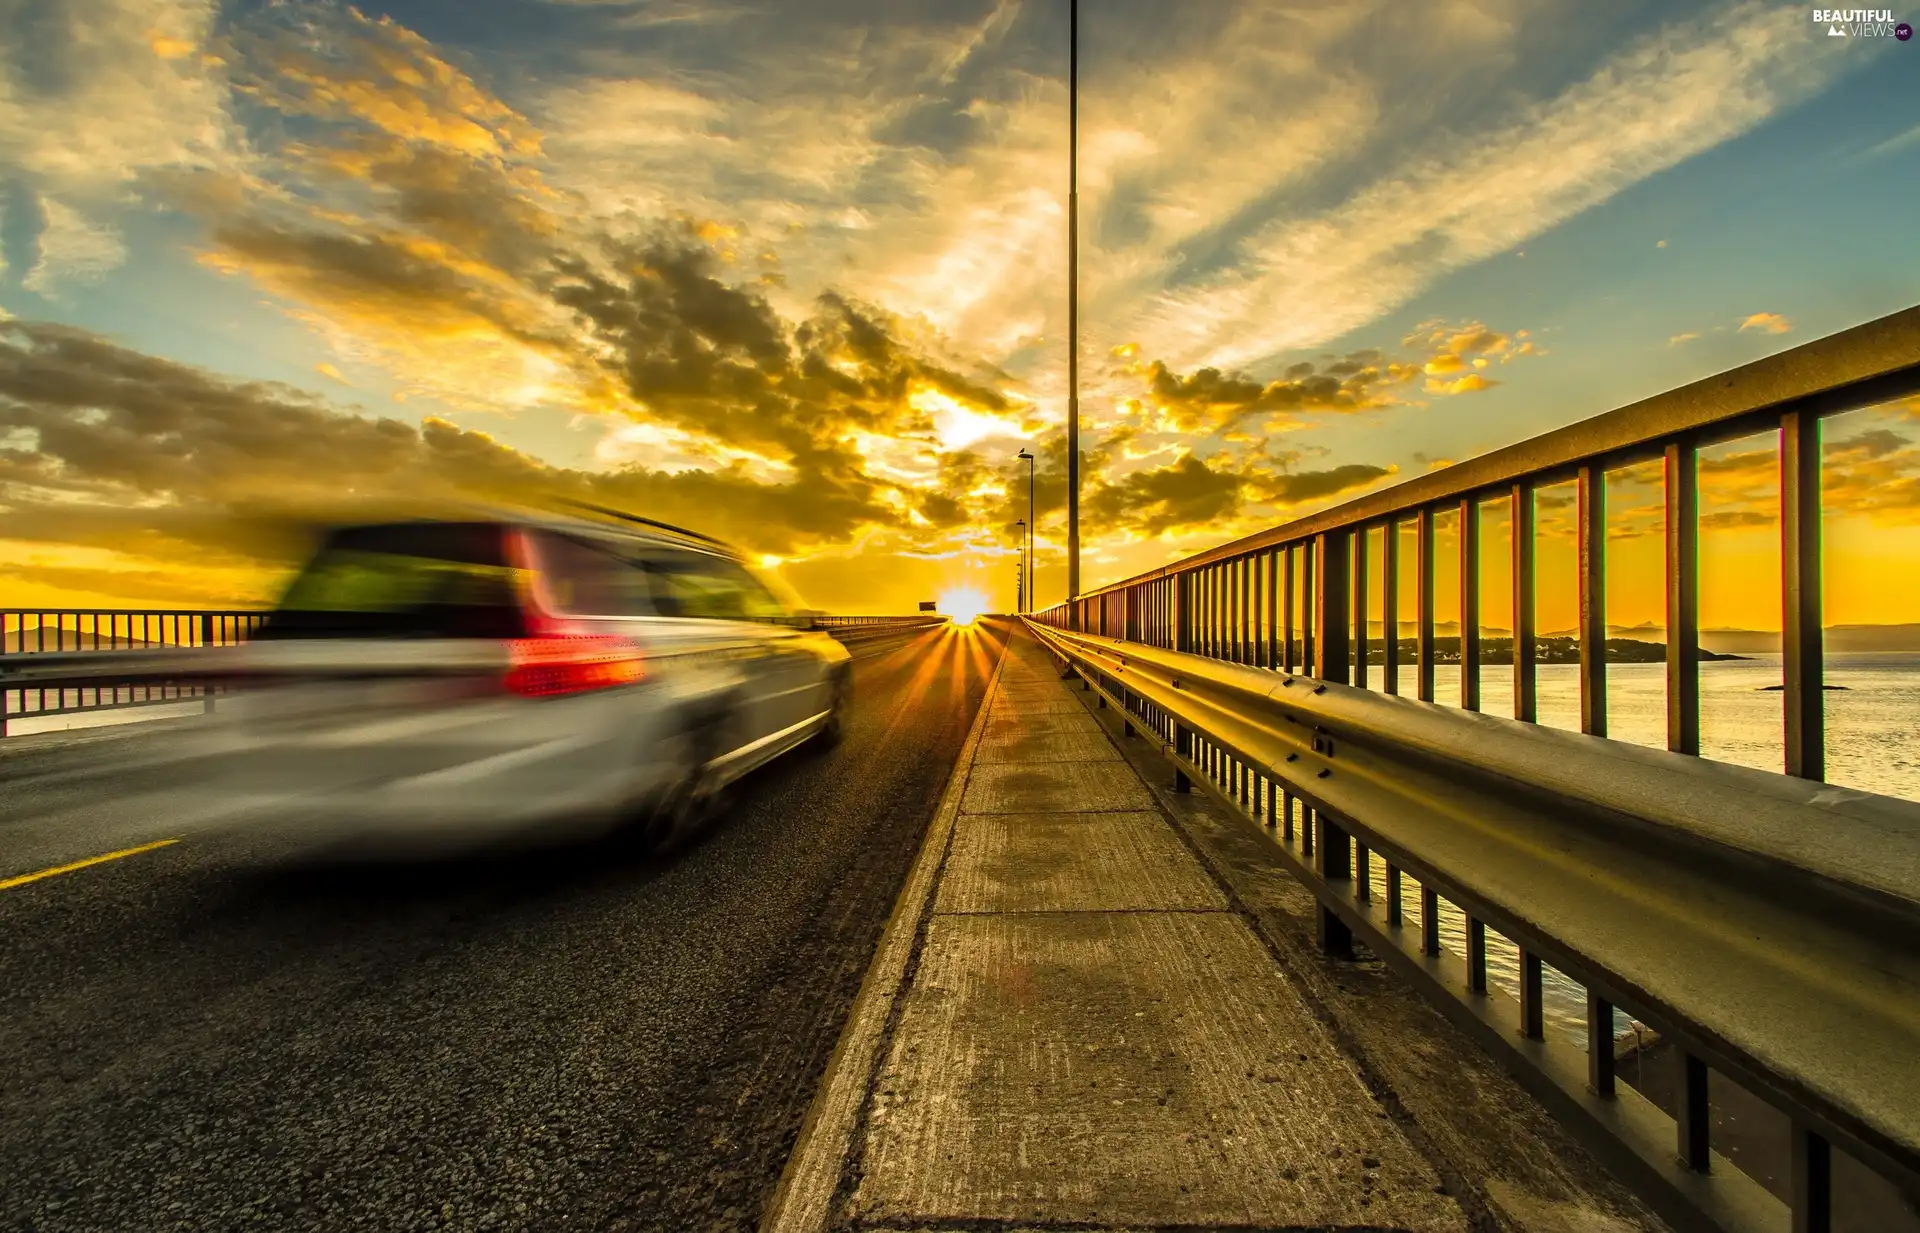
[0,839,180,892]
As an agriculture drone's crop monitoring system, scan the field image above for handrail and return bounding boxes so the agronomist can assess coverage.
[1027,619,1919,1233]
[1033,303,1920,787]
[1054,305,1920,597]
[0,608,947,734]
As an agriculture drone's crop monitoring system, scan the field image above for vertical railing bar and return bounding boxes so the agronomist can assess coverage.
[1420,887,1440,957]
[1578,464,1609,738]
[1314,531,1350,684]
[1382,518,1400,696]
[1352,525,1370,689]
[1513,482,1537,723]
[1353,840,1370,901]
[1386,865,1402,926]
[1466,916,1488,994]
[1782,411,1825,781]
[1417,506,1436,702]
[1666,441,1702,755]
[1460,496,1481,712]
[1282,546,1296,673]
[1238,555,1249,663]
[1303,540,1317,675]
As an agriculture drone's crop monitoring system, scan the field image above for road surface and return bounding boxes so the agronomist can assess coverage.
[0,621,1007,1232]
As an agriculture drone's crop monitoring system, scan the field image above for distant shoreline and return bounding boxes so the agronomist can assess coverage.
[1360,636,1745,666]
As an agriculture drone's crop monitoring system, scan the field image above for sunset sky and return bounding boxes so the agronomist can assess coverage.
[1,0,1916,623]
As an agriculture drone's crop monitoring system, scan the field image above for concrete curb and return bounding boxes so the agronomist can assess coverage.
[758,625,1010,1233]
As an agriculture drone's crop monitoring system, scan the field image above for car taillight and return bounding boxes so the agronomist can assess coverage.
[503,635,645,697]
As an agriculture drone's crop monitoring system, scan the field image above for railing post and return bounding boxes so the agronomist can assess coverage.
[1782,410,1824,781]
[1281,547,1295,672]
[1666,442,1701,755]
[1382,520,1400,695]
[1416,507,1436,701]
[1175,572,1192,653]
[1313,530,1349,684]
[1460,497,1481,711]
[1352,526,1369,687]
[1578,464,1608,737]
[1791,1124,1833,1233]
[1512,483,1537,723]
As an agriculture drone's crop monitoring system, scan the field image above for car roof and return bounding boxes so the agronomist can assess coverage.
[323,504,744,563]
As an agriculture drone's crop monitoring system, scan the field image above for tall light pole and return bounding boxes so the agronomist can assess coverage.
[1017,448,1035,611]
[1014,519,1028,613]
[1066,0,1081,601]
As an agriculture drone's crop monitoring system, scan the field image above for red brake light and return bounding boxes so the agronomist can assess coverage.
[504,635,645,697]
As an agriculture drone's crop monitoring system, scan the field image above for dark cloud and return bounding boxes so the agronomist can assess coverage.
[1138,354,1415,432]
[1255,463,1396,505]
[1086,453,1244,536]
[0,319,903,584]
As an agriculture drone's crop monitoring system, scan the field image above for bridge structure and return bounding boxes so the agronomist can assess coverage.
[1,310,1916,1233]
[1010,307,1920,1233]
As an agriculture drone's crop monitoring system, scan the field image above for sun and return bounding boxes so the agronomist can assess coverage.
[938,586,989,627]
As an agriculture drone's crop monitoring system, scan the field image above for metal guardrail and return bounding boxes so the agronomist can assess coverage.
[1,609,266,736]
[810,615,950,631]
[0,609,947,734]
[1028,620,1919,1233]
[1025,310,1920,1230]
[1033,305,1920,782]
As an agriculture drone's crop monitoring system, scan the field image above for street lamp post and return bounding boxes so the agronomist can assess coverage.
[1066,0,1080,601]
[1014,519,1028,614]
[1016,448,1035,612]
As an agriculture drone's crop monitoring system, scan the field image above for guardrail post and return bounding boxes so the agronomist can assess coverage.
[1587,991,1616,1097]
[1313,530,1350,684]
[1315,812,1353,958]
[1791,1125,1832,1233]
[1173,724,1192,793]
[1679,1052,1711,1173]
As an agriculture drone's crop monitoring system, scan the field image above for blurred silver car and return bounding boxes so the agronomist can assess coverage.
[187,510,851,855]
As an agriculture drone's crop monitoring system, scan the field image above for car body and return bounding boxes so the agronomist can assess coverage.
[182,510,851,856]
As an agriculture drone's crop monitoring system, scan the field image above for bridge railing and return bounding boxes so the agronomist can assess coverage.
[0,609,946,735]
[1,609,268,737]
[1035,305,1920,782]
[1029,307,1920,1233]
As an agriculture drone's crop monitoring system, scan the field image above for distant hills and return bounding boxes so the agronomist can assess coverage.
[1357,621,1920,654]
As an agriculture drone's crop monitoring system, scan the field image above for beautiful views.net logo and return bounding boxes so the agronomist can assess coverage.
[1812,7,1913,36]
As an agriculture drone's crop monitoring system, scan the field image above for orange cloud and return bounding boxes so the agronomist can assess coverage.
[1738,312,1792,335]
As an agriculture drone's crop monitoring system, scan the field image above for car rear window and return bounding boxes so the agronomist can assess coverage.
[262,522,528,639]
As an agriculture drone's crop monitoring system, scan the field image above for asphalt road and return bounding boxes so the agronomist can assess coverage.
[0,621,1008,1232]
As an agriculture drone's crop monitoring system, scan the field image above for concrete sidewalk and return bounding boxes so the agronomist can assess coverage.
[767,625,1467,1232]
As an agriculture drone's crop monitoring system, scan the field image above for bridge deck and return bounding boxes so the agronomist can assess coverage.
[771,626,1471,1231]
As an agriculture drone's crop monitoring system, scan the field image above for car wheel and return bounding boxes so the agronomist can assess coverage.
[809,672,850,752]
[629,718,727,852]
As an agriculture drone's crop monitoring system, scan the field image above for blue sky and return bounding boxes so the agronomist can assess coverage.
[0,0,1915,614]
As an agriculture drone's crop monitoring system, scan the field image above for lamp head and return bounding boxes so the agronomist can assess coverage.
[1017,449,1034,461]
